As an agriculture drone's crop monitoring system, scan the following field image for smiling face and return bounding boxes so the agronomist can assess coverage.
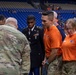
[65,24,74,36]
[64,19,76,36]
[41,15,51,28]
[41,11,54,29]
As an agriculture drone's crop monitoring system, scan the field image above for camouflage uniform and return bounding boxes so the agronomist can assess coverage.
[62,61,76,75]
[48,56,62,75]
[0,25,30,75]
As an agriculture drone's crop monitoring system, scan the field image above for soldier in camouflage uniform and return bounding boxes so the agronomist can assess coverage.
[0,17,30,75]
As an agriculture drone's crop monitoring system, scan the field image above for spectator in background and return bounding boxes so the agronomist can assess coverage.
[53,11,65,41]
[0,17,30,75]
[38,0,48,11]
[61,18,76,75]
[47,5,51,11]
[28,0,49,10]
[27,0,39,9]
[74,17,76,20]
[22,15,45,75]
[52,11,66,75]
[56,6,62,10]
[41,11,62,75]
[0,14,6,25]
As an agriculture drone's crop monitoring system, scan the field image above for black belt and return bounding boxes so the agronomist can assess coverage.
[63,61,76,63]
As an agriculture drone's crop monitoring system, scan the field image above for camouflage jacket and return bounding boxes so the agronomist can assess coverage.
[0,25,30,75]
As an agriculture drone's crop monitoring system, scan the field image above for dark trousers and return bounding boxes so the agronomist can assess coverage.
[41,66,47,75]
[29,67,40,75]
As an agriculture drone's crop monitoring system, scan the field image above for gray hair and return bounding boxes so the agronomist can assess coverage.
[5,17,18,25]
[5,17,18,29]
[66,18,76,28]
[52,11,57,18]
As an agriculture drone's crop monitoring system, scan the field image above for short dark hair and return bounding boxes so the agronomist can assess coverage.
[0,15,5,21]
[27,15,35,21]
[41,11,53,15]
[41,11,54,21]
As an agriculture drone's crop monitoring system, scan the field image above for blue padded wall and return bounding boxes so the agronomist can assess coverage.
[0,8,76,31]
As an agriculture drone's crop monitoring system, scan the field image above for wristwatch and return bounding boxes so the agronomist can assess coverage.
[45,60,49,65]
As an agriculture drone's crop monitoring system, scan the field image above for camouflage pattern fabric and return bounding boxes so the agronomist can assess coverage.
[62,61,76,75]
[48,56,62,75]
[0,63,19,75]
[0,25,30,75]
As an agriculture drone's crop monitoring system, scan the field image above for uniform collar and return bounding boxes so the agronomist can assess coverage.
[28,25,35,31]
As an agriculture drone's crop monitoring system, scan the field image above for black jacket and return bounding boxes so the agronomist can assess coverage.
[22,26,45,68]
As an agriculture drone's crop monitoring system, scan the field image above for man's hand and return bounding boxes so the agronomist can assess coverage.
[42,59,46,66]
